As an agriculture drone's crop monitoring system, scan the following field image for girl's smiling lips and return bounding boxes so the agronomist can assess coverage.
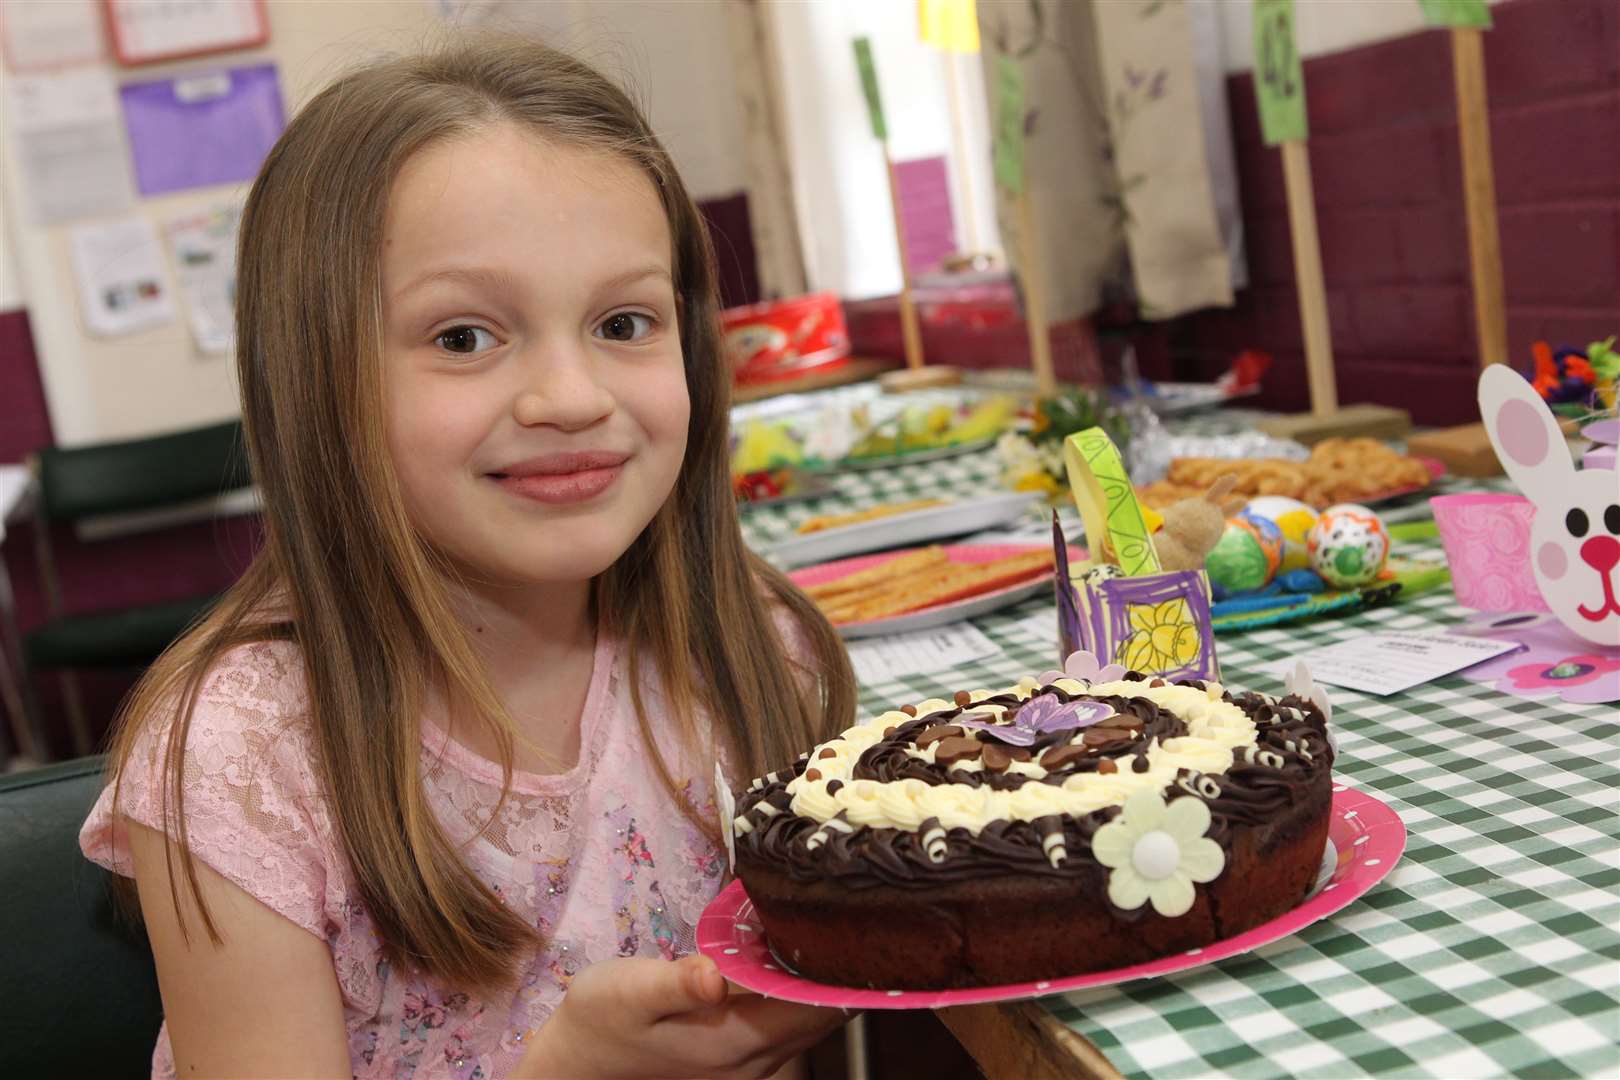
[490,450,630,504]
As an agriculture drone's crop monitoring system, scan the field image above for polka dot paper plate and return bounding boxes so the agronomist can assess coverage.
[697,784,1405,1009]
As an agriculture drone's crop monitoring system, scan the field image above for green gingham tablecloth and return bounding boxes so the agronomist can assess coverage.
[736,399,1620,1080]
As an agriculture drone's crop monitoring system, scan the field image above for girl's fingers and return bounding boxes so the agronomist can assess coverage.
[642,954,727,1019]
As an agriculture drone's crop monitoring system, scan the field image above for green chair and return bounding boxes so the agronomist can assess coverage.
[0,756,163,1077]
[24,420,252,756]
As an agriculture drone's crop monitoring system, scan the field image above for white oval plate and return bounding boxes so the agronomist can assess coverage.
[765,491,1038,569]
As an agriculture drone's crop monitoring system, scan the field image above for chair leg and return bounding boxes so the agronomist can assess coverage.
[57,671,94,757]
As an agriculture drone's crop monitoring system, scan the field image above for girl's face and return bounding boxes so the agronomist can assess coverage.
[381,124,689,587]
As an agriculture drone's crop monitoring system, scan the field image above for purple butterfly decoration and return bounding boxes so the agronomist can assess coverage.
[956,693,1116,747]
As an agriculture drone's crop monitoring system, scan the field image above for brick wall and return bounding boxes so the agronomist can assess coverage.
[1171,0,1620,426]
[894,155,958,275]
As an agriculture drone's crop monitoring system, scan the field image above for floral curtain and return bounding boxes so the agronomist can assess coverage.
[979,0,1243,322]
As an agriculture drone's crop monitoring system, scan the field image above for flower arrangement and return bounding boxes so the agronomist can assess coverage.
[996,388,1131,500]
[1530,337,1618,417]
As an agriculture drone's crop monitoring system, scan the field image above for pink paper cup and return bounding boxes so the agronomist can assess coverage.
[1430,493,1549,612]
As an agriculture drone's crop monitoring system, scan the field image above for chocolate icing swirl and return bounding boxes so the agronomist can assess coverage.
[735,676,1333,890]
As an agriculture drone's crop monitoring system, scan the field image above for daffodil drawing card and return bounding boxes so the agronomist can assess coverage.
[1065,568,1220,683]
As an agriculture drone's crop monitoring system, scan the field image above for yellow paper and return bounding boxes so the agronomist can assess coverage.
[1064,428,1163,576]
[918,0,980,53]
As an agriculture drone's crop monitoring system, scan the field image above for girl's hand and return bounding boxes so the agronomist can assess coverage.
[517,954,848,1080]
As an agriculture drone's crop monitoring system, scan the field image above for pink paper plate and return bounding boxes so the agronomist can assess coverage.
[790,543,1064,640]
[698,784,1404,1009]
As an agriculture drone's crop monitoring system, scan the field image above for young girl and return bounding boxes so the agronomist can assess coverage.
[80,34,856,1080]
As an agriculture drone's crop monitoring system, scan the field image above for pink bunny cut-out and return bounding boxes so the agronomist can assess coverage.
[1480,366,1620,647]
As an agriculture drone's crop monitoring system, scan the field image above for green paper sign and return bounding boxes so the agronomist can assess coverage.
[1253,0,1307,145]
[1418,0,1493,29]
[853,37,887,142]
[993,55,1026,194]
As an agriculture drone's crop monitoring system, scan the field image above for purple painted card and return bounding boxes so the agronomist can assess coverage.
[120,64,284,196]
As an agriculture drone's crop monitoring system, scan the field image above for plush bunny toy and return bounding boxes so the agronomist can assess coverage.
[1480,365,1620,646]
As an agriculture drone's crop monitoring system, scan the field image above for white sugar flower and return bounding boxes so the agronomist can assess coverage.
[1091,789,1225,917]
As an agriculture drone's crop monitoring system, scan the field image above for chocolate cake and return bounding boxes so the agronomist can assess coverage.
[731,669,1334,990]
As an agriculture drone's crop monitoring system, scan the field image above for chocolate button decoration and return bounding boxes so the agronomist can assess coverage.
[954,690,974,707]
[805,768,822,782]
[980,744,1032,772]
[1039,744,1088,771]
[916,724,965,748]
[818,747,837,759]
[1097,757,1119,774]
[933,736,984,766]
[900,704,918,717]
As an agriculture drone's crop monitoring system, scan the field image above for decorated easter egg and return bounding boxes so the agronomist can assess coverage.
[1245,496,1319,573]
[1308,503,1390,588]
[1205,515,1282,594]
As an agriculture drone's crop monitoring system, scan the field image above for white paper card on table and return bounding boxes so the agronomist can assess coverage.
[1258,632,1521,696]
[6,69,137,225]
[847,624,999,684]
[70,216,176,338]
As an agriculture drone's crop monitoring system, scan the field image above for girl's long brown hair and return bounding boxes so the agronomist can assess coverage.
[104,33,855,989]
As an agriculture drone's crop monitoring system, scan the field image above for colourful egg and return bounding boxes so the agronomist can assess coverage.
[1245,496,1319,573]
[1308,503,1391,588]
[1205,515,1281,594]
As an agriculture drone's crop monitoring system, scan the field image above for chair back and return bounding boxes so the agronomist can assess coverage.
[0,757,163,1077]
[32,420,251,523]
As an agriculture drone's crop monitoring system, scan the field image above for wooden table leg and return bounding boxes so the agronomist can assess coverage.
[936,1000,1124,1080]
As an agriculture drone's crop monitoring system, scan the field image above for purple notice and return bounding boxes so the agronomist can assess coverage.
[120,65,284,197]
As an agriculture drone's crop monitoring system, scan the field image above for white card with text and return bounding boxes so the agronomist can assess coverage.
[1259,632,1521,696]
[847,624,1000,684]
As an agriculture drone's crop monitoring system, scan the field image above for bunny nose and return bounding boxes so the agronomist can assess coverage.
[1582,536,1620,573]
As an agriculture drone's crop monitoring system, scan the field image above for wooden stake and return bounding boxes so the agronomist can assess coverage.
[1015,189,1057,398]
[1451,26,1508,369]
[883,152,926,372]
[1280,140,1337,417]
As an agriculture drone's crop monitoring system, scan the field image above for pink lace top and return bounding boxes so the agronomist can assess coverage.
[81,633,733,1079]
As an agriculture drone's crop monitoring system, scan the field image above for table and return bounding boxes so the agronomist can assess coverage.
[736,390,1620,1079]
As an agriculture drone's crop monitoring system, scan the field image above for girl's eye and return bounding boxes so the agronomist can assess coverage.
[435,326,498,355]
[596,312,654,343]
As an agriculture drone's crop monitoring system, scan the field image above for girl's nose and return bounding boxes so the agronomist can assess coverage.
[512,345,615,431]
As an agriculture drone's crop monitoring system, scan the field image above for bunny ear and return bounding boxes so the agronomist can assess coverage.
[1479,365,1574,495]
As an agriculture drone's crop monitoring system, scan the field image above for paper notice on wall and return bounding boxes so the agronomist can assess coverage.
[5,69,137,225]
[846,624,1000,684]
[69,216,176,338]
[165,203,241,354]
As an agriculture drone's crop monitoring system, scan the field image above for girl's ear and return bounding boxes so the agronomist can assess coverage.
[1479,364,1573,496]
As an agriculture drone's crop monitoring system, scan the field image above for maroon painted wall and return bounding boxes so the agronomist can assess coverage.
[1170,0,1620,425]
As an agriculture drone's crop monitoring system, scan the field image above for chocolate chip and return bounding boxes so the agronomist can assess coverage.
[818,747,837,760]
[954,690,974,707]
[1039,744,1087,771]
[805,768,822,782]
[1097,757,1118,774]
[826,779,843,794]
[1150,678,1166,688]
[915,724,964,748]
[1131,754,1151,773]
[900,704,918,717]
[933,736,984,766]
